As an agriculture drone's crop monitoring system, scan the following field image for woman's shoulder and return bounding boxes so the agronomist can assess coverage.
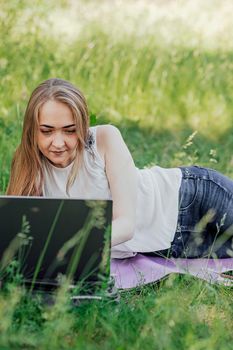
[94,124,120,136]
[85,125,113,150]
[94,124,122,161]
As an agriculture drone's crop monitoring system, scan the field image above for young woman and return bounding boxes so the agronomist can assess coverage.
[7,78,233,259]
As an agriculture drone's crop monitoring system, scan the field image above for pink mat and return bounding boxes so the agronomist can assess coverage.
[111,254,233,289]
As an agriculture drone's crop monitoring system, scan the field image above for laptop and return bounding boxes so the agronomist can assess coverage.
[0,196,114,300]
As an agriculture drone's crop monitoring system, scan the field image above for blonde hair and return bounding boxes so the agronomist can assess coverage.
[7,78,89,196]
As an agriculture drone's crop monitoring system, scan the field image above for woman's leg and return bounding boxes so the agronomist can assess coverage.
[170,165,233,258]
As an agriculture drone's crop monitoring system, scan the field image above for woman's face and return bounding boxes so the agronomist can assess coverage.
[37,99,78,168]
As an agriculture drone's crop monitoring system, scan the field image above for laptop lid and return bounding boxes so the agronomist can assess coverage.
[0,196,112,291]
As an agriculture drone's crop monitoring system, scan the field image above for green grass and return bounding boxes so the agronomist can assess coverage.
[0,275,233,349]
[0,0,233,348]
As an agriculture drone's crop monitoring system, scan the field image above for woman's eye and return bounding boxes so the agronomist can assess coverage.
[41,130,52,134]
[65,129,76,134]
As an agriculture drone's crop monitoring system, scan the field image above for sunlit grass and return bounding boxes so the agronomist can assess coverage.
[0,0,233,138]
[49,0,233,51]
[0,0,233,348]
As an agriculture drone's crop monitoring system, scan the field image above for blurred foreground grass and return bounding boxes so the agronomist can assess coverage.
[0,0,233,348]
[0,275,233,350]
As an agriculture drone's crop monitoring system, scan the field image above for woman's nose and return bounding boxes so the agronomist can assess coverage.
[52,133,65,148]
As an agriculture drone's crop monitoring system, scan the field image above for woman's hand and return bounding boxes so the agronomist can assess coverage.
[97,125,138,246]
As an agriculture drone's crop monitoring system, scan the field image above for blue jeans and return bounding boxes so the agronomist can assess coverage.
[146,166,233,259]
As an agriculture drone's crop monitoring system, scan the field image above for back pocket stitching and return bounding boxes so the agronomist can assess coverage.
[179,177,199,211]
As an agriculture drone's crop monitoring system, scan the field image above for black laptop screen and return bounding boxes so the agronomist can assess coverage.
[0,197,112,289]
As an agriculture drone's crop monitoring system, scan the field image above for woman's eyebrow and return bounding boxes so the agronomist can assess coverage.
[63,124,76,129]
[39,124,76,128]
[40,124,54,128]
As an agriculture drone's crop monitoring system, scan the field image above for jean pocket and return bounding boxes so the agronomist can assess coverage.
[179,177,199,211]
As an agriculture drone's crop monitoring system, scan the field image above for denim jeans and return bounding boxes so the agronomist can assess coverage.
[145,165,233,259]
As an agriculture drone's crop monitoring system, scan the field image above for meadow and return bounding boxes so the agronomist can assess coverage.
[0,0,233,348]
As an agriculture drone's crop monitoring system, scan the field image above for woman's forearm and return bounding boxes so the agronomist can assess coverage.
[111,217,135,247]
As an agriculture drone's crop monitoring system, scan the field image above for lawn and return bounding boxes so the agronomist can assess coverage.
[0,0,233,349]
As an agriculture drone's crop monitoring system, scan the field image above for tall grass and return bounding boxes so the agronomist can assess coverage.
[1,0,233,192]
[0,0,233,348]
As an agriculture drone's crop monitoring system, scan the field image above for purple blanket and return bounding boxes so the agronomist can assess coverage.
[111,254,233,289]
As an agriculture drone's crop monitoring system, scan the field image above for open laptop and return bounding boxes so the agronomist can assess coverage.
[0,196,114,300]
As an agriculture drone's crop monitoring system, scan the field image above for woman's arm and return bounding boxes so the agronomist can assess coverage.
[97,125,138,247]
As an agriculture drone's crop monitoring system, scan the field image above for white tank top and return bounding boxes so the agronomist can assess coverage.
[42,126,182,259]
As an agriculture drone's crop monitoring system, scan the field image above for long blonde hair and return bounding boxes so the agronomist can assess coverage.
[7,78,89,196]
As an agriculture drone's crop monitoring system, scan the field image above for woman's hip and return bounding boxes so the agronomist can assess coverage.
[177,165,233,226]
[171,165,233,258]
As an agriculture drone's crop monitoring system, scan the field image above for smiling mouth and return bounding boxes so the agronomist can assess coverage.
[51,150,67,155]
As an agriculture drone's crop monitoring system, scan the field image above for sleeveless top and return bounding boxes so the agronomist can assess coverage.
[42,126,182,259]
